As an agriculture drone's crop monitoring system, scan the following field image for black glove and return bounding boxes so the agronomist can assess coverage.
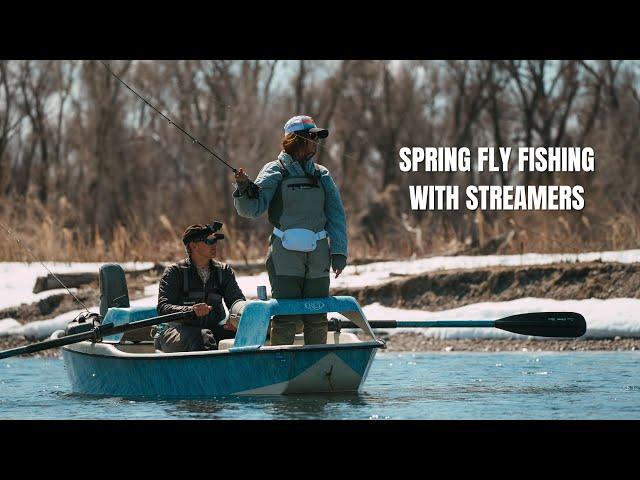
[245,180,260,199]
[236,179,260,199]
[331,254,347,271]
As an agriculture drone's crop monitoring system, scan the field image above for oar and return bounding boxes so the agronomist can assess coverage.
[329,312,586,338]
[0,311,194,360]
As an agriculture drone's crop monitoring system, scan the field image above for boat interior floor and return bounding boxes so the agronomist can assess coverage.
[109,331,363,354]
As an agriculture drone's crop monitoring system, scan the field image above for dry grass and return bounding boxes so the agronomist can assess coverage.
[1,199,639,263]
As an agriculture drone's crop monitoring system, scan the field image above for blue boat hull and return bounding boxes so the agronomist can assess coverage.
[61,342,380,397]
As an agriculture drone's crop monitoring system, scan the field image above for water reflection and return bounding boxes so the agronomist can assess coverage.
[160,392,370,420]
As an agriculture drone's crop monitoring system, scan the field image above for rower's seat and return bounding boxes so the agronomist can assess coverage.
[99,264,131,316]
[99,263,152,343]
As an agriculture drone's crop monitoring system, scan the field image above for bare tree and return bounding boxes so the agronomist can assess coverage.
[0,62,25,193]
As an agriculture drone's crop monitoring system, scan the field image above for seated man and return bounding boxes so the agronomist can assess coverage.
[155,221,247,352]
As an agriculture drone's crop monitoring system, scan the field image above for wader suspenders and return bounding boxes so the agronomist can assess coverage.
[180,263,224,326]
[278,158,289,180]
[277,159,321,189]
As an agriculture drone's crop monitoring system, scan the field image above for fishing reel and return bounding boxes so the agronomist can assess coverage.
[65,311,102,336]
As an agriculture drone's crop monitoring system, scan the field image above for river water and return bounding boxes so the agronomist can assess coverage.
[1,351,638,419]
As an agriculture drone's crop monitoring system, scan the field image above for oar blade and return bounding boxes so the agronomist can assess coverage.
[495,312,586,338]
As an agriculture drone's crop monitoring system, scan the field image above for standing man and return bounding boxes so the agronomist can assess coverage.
[232,115,348,346]
[155,221,248,352]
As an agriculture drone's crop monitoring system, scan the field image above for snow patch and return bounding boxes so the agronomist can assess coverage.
[361,297,640,339]
[0,262,154,310]
[0,318,21,337]
[2,252,640,341]
[331,249,640,290]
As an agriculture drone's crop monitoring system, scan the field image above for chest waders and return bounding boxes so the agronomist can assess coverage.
[178,265,225,329]
[266,163,331,346]
[158,264,226,353]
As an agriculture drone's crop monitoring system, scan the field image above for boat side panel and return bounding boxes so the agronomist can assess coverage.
[62,345,377,397]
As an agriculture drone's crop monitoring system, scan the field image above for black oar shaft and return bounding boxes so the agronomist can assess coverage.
[329,312,586,338]
[96,310,192,337]
[0,330,97,359]
[0,311,194,360]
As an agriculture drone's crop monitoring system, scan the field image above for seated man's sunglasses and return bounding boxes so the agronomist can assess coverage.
[197,234,224,245]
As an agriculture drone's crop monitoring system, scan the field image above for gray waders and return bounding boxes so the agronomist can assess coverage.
[267,167,330,345]
[155,324,217,353]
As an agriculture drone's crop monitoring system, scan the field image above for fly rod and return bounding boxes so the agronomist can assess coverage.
[99,60,260,197]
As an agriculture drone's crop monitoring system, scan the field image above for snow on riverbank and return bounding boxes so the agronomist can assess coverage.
[2,294,639,341]
[147,247,640,297]
[332,249,640,289]
[0,293,161,339]
[165,248,640,293]
[1,250,640,340]
[0,262,154,310]
[360,297,640,339]
[4,248,640,310]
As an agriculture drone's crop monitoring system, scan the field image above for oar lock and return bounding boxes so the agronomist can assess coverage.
[65,311,102,337]
[328,317,343,333]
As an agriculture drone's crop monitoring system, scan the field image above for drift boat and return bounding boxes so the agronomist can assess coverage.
[58,296,383,397]
[0,264,586,398]
[48,262,381,397]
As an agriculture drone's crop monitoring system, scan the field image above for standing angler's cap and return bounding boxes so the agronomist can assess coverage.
[284,115,329,138]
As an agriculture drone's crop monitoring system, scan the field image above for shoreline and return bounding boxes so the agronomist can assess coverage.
[379,333,640,352]
[1,335,638,359]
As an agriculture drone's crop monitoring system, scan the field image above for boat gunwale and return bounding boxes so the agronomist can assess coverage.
[61,340,385,361]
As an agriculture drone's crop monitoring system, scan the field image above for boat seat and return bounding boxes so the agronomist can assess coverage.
[99,264,131,317]
[217,331,361,350]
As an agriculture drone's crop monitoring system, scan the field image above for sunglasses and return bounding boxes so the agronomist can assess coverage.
[195,237,219,246]
[295,131,319,140]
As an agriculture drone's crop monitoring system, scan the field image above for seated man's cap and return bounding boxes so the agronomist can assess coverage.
[182,221,224,245]
[283,115,329,139]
